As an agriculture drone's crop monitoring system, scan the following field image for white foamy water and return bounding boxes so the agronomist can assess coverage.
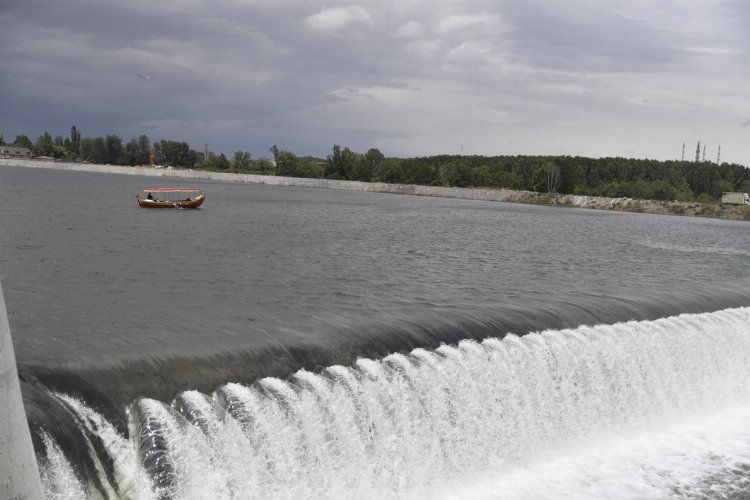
[46,307,750,499]
[39,431,88,500]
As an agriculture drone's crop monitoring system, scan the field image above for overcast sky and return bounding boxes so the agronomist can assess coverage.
[2,0,749,164]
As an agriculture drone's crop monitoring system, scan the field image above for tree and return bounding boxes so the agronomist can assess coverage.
[125,135,151,166]
[200,152,229,170]
[275,150,302,176]
[70,126,81,155]
[269,145,280,162]
[686,162,714,197]
[78,137,94,162]
[232,151,252,169]
[13,135,33,149]
[349,155,371,181]
[409,161,438,186]
[381,158,405,183]
[83,137,107,164]
[531,163,548,192]
[253,158,276,173]
[154,140,194,168]
[325,144,359,179]
[365,148,385,180]
[545,160,561,193]
[136,135,151,164]
[214,153,230,170]
[442,160,472,187]
[103,134,124,164]
[710,180,732,200]
[48,136,74,159]
[34,132,54,157]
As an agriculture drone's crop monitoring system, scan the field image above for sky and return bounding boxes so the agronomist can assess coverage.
[1,0,749,164]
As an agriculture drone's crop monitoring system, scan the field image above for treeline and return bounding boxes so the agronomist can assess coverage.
[2,128,226,170]
[269,145,750,203]
[3,128,749,202]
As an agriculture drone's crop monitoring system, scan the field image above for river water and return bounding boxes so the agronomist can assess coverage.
[1,164,749,499]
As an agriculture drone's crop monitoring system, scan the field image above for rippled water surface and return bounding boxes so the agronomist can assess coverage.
[3,165,750,499]
[1,165,748,371]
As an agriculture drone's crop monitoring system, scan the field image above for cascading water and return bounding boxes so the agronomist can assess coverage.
[38,307,750,499]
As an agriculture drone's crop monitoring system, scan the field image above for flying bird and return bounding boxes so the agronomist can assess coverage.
[137,74,152,80]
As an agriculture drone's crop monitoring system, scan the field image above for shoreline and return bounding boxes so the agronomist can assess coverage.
[2,158,748,221]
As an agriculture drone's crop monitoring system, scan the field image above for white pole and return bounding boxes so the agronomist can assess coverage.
[0,281,44,499]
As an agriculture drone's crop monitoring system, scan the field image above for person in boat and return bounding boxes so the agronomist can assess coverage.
[147,192,153,200]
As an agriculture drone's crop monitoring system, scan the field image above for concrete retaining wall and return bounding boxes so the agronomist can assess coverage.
[0,159,525,203]
[0,282,44,499]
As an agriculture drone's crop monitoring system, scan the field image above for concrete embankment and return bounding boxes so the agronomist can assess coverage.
[1,282,44,499]
[2,159,748,220]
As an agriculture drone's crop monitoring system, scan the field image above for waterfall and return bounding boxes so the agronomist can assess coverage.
[39,307,750,499]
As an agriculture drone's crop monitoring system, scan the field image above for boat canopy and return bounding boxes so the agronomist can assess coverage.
[142,188,200,192]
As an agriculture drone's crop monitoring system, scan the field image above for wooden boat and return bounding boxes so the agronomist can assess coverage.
[136,188,206,209]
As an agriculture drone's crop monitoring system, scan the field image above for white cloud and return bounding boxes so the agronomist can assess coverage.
[326,86,375,101]
[435,13,505,35]
[686,46,738,56]
[404,39,444,59]
[446,41,493,64]
[393,20,424,39]
[305,6,374,34]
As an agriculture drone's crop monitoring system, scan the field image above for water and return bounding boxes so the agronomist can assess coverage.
[1,164,749,498]
[36,309,750,498]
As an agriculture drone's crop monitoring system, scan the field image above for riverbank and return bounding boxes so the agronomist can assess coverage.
[2,158,748,220]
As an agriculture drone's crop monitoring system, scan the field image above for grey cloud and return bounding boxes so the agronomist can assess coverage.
[723,0,750,60]
[1,0,749,164]
[724,0,750,23]
[502,2,686,72]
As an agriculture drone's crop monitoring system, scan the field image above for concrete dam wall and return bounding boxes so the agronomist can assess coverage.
[0,282,44,499]
[0,159,522,203]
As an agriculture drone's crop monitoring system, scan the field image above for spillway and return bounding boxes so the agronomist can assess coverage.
[34,307,750,499]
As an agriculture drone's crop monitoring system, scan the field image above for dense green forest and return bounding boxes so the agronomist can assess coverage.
[3,128,749,203]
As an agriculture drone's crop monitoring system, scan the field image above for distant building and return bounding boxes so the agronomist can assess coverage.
[0,147,32,159]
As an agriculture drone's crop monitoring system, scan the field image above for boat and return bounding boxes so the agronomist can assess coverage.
[136,188,206,209]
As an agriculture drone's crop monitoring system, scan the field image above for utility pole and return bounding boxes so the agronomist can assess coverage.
[681,142,685,161]
[717,145,721,165]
